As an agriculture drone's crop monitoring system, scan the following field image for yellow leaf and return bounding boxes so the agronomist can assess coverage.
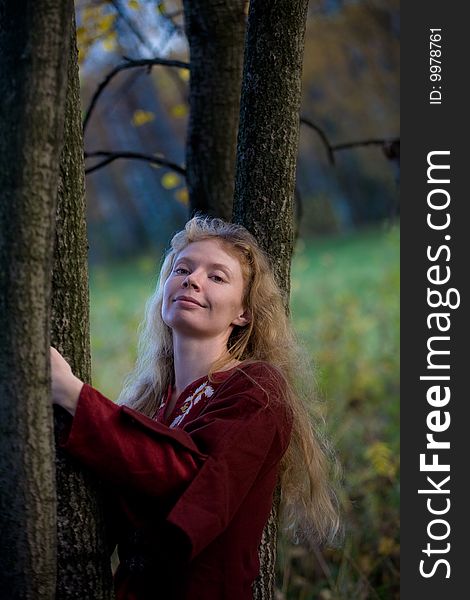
[161,173,180,190]
[378,536,395,556]
[78,47,86,64]
[179,69,190,82]
[76,26,87,45]
[132,110,155,127]
[170,103,188,118]
[102,32,118,52]
[128,0,140,9]
[365,441,397,478]
[82,6,102,22]
[175,188,189,205]
[96,14,116,34]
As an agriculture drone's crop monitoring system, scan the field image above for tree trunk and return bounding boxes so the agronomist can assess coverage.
[234,0,309,300]
[183,0,246,220]
[51,12,114,600]
[0,1,73,598]
[233,1,309,597]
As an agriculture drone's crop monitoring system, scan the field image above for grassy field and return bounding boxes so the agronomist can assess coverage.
[281,225,399,599]
[89,223,400,599]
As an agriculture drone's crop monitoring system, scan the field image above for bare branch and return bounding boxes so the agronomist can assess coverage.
[382,139,400,162]
[300,115,399,165]
[83,57,190,132]
[332,137,399,153]
[161,8,184,20]
[84,150,186,176]
[109,1,189,103]
[300,116,335,165]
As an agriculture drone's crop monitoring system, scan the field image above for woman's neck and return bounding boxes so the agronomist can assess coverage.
[172,333,238,398]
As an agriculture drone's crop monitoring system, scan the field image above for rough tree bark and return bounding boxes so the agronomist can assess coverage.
[234,0,309,300]
[183,0,246,220]
[233,1,310,597]
[0,1,73,598]
[51,13,114,600]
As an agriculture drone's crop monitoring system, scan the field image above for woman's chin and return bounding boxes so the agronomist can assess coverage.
[168,319,209,337]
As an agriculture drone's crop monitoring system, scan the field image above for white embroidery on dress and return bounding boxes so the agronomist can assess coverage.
[169,381,214,428]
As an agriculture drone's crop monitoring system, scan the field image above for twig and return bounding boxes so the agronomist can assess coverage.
[83,57,190,132]
[332,138,399,152]
[161,8,183,20]
[300,115,399,166]
[341,551,382,600]
[109,1,188,103]
[300,116,335,165]
[84,150,186,176]
[311,544,342,598]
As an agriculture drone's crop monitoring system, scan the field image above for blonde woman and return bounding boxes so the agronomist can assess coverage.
[51,215,340,600]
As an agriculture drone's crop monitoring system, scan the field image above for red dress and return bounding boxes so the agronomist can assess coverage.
[60,361,292,599]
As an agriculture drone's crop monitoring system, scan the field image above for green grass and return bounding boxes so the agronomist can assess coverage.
[285,225,400,599]
[89,224,400,598]
[89,255,158,398]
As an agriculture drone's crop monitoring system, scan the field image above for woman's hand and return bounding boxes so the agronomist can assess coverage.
[50,347,84,416]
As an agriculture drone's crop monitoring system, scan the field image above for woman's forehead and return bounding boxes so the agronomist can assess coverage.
[175,239,241,267]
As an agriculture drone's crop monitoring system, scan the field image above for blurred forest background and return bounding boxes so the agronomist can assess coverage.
[76,1,399,598]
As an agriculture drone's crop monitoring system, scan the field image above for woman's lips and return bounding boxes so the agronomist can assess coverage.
[173,295,205,307]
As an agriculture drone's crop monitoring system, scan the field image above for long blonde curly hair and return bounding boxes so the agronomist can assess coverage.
[118,215,341,547]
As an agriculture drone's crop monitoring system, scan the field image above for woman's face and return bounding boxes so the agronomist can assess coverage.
[161,239,250,341]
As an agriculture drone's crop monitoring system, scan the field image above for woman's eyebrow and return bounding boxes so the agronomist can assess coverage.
[210,263,232,275]
[175,257,232,275]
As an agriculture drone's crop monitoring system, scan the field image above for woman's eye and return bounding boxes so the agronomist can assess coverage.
[211,275,224,283]
[175,267,189,275]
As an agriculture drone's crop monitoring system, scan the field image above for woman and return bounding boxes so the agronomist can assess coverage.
[51,216,340,599]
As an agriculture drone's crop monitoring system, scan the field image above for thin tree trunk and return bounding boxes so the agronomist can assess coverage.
[183,0,246,220]
[253,485,281,599]
[0,1,73,598]
[51,12,114,600]
[233,1,309,597]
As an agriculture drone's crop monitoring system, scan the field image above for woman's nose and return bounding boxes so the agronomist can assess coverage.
[182,272,200,289]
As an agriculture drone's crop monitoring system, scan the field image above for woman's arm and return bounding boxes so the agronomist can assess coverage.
[50,347,205,500]
[50,347,84,415]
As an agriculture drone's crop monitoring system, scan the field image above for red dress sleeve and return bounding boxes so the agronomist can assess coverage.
[60,384,207,499]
